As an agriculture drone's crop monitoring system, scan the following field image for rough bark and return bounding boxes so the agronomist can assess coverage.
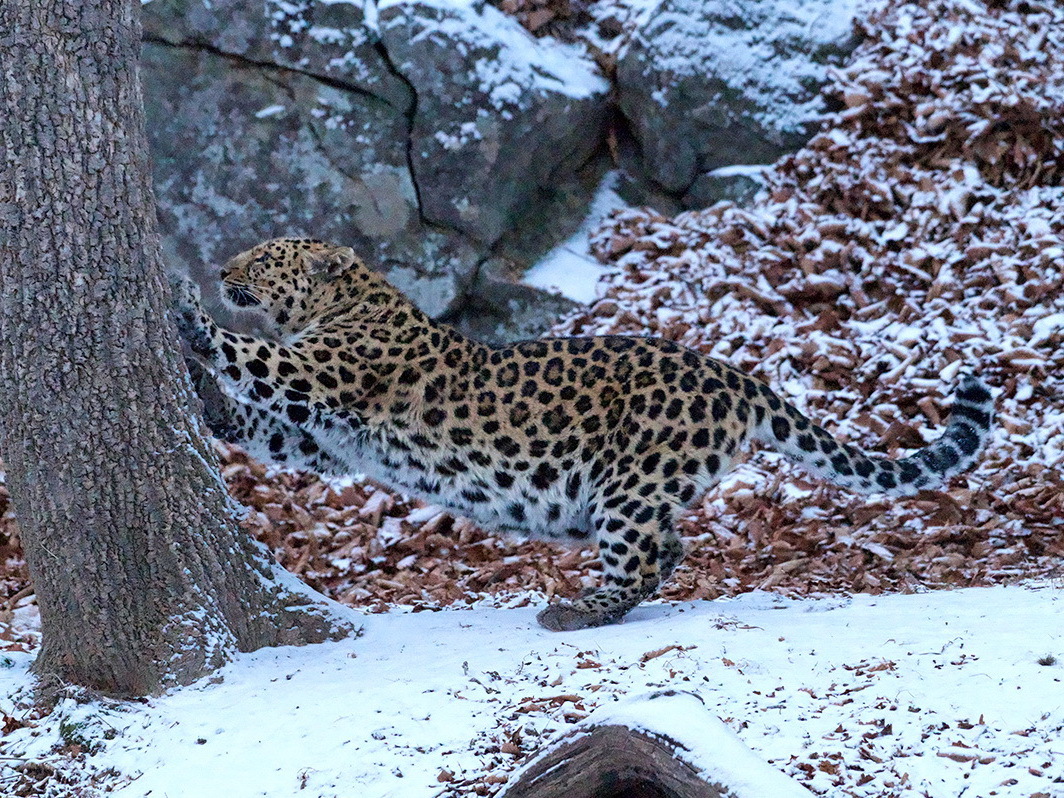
[502,692,815,798]
[501,725,731,798]
[0,0,354,697]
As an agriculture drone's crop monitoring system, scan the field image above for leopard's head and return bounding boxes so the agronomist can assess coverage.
[219,238,362,329]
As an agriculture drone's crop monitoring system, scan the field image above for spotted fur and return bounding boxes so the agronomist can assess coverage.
[171,238,995,631]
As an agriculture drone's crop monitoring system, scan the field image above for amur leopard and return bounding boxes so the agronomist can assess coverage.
[171,238,995,631]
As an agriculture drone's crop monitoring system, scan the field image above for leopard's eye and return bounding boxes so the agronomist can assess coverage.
[226,285,260,308]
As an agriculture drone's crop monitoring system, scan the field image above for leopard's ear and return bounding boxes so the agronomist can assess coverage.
[306,246,358,280]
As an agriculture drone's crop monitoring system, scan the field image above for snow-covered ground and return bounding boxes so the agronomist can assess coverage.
[2,585,1061,797]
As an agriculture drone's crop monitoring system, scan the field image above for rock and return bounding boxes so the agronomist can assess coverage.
[141,0,607,340]
[684,166,767,208]
[452,258,581,344]
[617,0,862,203]
[144,0,412,109]
[377,0,611,245]
[141,40,480,318]
[142,1,482,325]
[493,153,614,267]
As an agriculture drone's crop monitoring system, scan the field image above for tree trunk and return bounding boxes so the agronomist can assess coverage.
[0,0,354,697]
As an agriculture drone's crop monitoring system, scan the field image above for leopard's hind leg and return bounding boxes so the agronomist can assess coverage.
[537,486,683,632]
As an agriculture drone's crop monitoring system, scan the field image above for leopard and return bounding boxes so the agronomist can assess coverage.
[170,237,995,632]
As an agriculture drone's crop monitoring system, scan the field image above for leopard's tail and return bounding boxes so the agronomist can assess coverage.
[751,374,993,497]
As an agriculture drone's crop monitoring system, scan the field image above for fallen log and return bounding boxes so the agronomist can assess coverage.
[500,690,813,798]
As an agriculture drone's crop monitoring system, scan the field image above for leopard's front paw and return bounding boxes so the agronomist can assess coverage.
[537,602,608,632]
[169,275,214,358]
[168,270,202,310]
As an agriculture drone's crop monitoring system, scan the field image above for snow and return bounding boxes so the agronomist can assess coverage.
[629,0,864,132]
[361,1,380,33]
[524,171,627,304]
[558,691,816,797]
[2,585,1062,797]
[576,0,663,56]
[708,163,769,180]
[378,0,609,106]
[254,104,287,119]
[1031,312,1064,346]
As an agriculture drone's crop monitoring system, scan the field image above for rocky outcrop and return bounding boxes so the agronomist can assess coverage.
[141,0,602,339]
[141,0,864,340]
[378,0,609,245]
[143,0,411,105]
[616,0,862,207]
